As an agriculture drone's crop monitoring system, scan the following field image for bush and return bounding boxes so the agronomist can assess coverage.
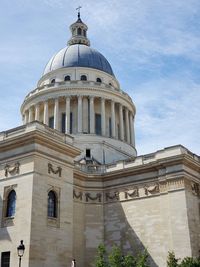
[94,244,150,267]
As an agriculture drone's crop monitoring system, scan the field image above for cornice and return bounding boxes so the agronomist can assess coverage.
[21,85,135,114]
[0,128,80,159]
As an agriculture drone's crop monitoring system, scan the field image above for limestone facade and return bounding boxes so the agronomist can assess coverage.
[0,14,200,267]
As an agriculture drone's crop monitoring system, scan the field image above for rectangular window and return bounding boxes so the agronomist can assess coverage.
[86,149,91,158]
[70,112,73,134]
[1,252,10,267]
[49,116,54,129]
[61,113,66,133]
[109,117,112,137]
[95,114,101,135]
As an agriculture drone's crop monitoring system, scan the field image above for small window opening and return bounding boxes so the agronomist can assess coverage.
[96,78,102,83]
[6,190,16,217]
[83,30,86,37]
[1,252,10,267]
[81,75,87,81]
[51,79,55,84]
[109,82,112,86]
[48,191,57,218]
[77,28,82,35]
[86,149,91,158]
[64,75,71,81]
[49,116,54,129]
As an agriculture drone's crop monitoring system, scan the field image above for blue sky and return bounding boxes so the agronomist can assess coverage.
[0,0,200,156]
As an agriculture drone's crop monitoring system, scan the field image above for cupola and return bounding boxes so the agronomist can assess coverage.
[67,9,90,46]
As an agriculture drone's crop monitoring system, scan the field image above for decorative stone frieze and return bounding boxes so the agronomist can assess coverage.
[105,191,120,202]
[124,187,139,199]
[4,162,20,177]
[48,163,62,177]
[144,183,159,195]
[85,192,102,202]
[73,190,83,201]
[191,182,200,196]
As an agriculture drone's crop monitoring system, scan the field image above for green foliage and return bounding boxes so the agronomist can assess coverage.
[123,254,136,267]
[179,257,200,267]
[108,246,123,267]
[94,244,108,267]
[94,244,150,267]
[136,249,149,267]
[167,251,179,267]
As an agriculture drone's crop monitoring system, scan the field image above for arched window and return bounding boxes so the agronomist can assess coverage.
[6,190,16,217]
[77,28,82,35]
[48,191,57,218]
[96,78,102,83]
[83,30,86,37]
[64,75,71,81]
[51,78,55,84]
[80,75,87,81]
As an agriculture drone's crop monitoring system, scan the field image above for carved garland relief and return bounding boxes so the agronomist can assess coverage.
[73,183,160,204]
[4,162,20,177]
[48,163,62,177]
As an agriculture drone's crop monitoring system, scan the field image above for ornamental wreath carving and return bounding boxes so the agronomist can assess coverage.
[144,183,159,195]
[124,187,139,199]
[48,163,62,177]
[4,162,20,177]
[85,193,102,202]
[191,182,200,196]
[105,192,119,201]
[73,190,83,200]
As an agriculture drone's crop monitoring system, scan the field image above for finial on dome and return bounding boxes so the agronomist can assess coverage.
[67,8,90,47]
[76,6,82,20]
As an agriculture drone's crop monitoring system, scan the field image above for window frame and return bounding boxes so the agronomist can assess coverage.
[48,190,57,218]
[6,190,16,218]
[80,75,87,81]
[1,251,10,267]
[64,75,71,81]
[50,78,56,84]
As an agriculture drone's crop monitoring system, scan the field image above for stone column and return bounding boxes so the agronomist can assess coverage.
[111,100,116,138]
[24,111,28,124]
[35,103,40,121]
[43,101,49,125]
[54,98,59,130]
[130,114,135,147]
[125,108,130,143]
[119,104,124,141]
[28,106,34,123]
[78,95,83,133]
[83,97,89,133]
[89,96,95,134]
[65,97,70,134]
[101,98,106,136]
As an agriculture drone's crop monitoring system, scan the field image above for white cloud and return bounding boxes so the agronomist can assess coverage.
[133,77,200,155]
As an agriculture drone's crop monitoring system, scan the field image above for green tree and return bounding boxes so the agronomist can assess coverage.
[108,246,123,267]
[136,249,150,267]
[123,254,136,267]
[167,252,179,267]
[179,257,200,267]
[94,244,108,267]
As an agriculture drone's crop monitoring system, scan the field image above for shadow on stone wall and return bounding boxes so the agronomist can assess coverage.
[0,194,12,242]
[103,200,159,267]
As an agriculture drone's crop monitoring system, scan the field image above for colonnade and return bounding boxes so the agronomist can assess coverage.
[23,96,135,146]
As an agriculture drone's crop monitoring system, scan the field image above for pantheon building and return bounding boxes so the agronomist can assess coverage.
[0,13,200,267]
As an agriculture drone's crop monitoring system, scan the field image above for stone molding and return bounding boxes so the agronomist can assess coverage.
[73,182,160,204]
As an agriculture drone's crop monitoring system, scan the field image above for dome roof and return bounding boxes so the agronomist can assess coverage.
[43,44,114,76]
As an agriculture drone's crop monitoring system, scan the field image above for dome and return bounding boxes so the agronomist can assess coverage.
[43,44,114,77]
